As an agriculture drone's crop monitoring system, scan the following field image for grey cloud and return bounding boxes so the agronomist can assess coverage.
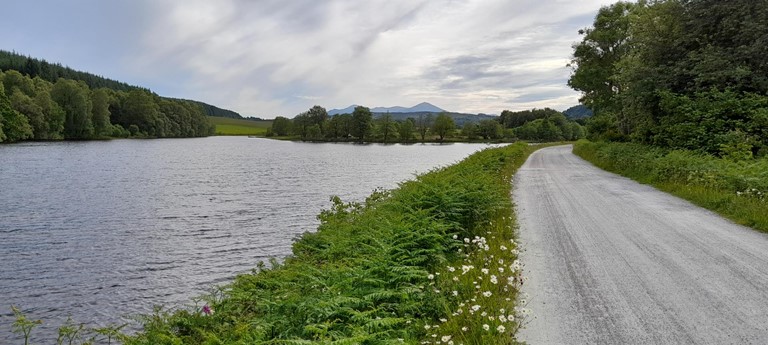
[507,88,574,103]
[0,0,610,116]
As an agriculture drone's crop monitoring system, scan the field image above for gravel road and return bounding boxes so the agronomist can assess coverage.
[514,145,768,344]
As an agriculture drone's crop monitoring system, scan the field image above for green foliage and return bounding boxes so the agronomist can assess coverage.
[416,113,433,142]
[307,106,329,135]
[499,108,561,129]
[0,50,241,119]
[375,113,399,143]
[124,143,540,344]
[432,112,455,141]
[398,118,415,143]
[351,106,373,142]
[10,306,129,345]
[461,122,478,140]
[0,64,217,143]
[568,2,634,115]
[90,88,112,137]
[271,116,293,136]
[11,306,42,345]
[51,79,93,139]
[477,119,503,140]
[498,108,584,142]
[0,82,33,142]
[10,88,46,139]
[570,0,768,154]
[574,140,768,231]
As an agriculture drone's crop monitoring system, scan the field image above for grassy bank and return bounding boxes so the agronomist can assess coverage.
[573,140,768,232]
[120,143,537,345]
[210,117,272,136]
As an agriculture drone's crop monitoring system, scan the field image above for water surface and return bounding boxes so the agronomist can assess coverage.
[0,136,498,341]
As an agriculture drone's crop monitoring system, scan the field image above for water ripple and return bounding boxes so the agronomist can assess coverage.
[0,136,498,343]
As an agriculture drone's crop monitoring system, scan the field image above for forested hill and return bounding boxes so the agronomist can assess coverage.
[0,50,242,118]
[166,98,242,119]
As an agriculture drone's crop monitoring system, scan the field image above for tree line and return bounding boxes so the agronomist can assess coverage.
[0,50,242,119]
[268,105,585,143]
[569,0,768,159]
[0,69,214,142]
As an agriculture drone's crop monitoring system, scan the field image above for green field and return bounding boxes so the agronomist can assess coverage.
[209,116,273,136]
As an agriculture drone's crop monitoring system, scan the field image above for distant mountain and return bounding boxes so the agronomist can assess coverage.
[0,49,243,119]
[328,102,445,115]
[563,105,593,119]
[328,104,360,115]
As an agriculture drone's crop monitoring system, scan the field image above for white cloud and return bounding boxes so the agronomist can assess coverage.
[129,0,615,117]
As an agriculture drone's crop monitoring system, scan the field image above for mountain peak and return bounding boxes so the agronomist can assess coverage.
[328,102,445,115]
[407,102,444,113]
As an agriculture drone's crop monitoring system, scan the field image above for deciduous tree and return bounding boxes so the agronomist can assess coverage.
[432,113,455,141]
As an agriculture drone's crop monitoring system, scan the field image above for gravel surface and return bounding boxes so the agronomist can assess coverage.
[514,145,768,344]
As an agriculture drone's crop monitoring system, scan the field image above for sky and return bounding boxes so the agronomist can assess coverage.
[1,0,615,118]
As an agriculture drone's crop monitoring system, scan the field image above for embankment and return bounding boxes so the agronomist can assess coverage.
[125,143,539,345]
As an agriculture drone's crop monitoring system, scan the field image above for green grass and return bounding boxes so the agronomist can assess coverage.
[573,140,768,232]
[209,116,272,136]
[120,143,540,345]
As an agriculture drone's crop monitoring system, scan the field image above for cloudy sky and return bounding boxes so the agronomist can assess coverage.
[1,0,614,118]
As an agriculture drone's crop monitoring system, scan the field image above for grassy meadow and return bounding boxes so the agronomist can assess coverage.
[573,140,768,232]
[210,117,273,136]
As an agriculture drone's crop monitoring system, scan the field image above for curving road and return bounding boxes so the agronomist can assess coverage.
[514,145,768,344]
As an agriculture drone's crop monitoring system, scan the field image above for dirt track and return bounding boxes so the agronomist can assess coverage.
[514,145,768,344]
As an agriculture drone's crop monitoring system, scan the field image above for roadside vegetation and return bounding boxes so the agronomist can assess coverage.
[9,143,539,344]
[210,116,272,136]
[574,140,768,232]
[569,0,767,158]
[566,1,767,231]
[267,105,585,143]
